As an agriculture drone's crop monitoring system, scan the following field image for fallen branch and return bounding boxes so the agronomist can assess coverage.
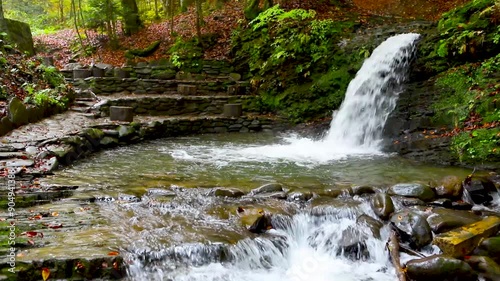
[399,244,426,258]
[387,230,407,281]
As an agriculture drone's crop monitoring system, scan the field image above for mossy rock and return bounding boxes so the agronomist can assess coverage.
[125,40,161,58]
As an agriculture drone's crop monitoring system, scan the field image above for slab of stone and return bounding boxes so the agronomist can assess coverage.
[223,104,242,118]
[0,158,35,167]
[433,216,500,257]
[110,106,134,122]
[8,97,29,127]
[73,69,92,79]
[0,152,28,159]
[178,84,197,95]
[388,183,435,201]
[210,187,245,198]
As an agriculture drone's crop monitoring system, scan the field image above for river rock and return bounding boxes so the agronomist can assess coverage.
[250,183,283,195]
[337,226,369,260]
[464,256,500,281]
[118,125,136,139]
[356,214,383,238]
[252,191,288,200]
[8,97,29,126]
[390,210,432,249]
[287,191,314,202]
[118,193,140,203]
[427,208,481,234]
[472,237,500,264]
[210,187,245,198]
[463,177,494,205]
[429,198,452,208]
[371,193,394,220]
[433,216,500,258]
[435,175,463,198]
[318,187,353,198]
[248,214,273,234]
[405,255,477,281]
[388,183,435,201]
[352,185,377,196]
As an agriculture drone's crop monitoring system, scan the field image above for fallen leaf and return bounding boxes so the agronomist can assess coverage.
[42,267,50,281]
[108,251,120,256]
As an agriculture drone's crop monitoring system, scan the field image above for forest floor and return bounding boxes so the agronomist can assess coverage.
[33,0,470,68]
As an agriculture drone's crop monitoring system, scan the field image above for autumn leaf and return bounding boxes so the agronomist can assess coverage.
[42,267,50,281]
[108,251,120,256]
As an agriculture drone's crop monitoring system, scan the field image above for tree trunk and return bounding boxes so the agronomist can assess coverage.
[121,0,142,35]
[59,0,64,23]
[0,0,7,35]
[0,0,4,21]
[154,0,160,19]
[169,0,174,36]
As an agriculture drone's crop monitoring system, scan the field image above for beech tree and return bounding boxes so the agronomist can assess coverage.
[121,0,142,35]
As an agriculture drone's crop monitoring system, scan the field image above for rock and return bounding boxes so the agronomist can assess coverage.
[318,187,353,198]
[429,198,452,208]
[100,136,119,146]
[118,193,140,203]
[250,183,283,195]
[73,69,92,79]
[252,191,288,200]
[451,201,473,210]
[405,255,477,281]
[0,158,34,167]
[390,210,432,249]
[0,116,14,135]
[229,73,242,81]
[248,214,273,234]
[464,256,500,281]
[433,216,500,258]
[223,104,242,118]
[463,177,494,205]
[146,188,176,197]
[8,97,29,127]
[0,151,28,159]
[388,183,435,201]
[352,185,377,196]
[37,156,59,172]
[391,196,426,210]
[114,68,131,78]
[210,187,245,198]
[63,62,83,70]
[371,193,394,220]
[178,84,197,95]
[337,226,369,260]
[287,191,314,202]
[110,106,134,122]
[472,237,500,264]
[356,214,383,238]
[118,125,136,139]
[426,208,481,234]
[435,175,463,198]
[26,105,43,123]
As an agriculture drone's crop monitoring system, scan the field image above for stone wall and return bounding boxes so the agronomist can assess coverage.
[99,96,259,116]
[72,77,249,96]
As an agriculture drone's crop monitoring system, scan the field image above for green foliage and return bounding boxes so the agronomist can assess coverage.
[434,0,500,60]
[451,128,500,163]
[232,5,360,122]
[168,37,204,72]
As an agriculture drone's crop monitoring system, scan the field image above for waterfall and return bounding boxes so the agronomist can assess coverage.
[324,33,420,149]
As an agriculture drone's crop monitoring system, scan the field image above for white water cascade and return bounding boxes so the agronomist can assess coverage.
[324,33,421,148]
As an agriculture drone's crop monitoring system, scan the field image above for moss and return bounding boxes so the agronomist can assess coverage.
[125,40,161,58]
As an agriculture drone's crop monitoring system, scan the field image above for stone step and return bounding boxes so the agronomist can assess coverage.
[97,94,259,117]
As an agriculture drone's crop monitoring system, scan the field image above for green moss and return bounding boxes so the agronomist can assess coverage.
[125,40,161,58]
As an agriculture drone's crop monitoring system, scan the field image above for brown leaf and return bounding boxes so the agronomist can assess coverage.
[42,267,50,281]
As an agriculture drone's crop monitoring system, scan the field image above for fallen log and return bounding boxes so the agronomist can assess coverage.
[387,230,407,281]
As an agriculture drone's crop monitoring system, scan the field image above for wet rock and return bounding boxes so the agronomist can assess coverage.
[210,187,245,198]
[390,210,432,249]
[146,188,176,197]
[37,156,59,172]
[94,195,115,202]
[118,193,140,203]
[451,201,473,210]
[118,125,136,139]
[435,175,463,198]
[371,193,394,220]
[356,214,383,238]
[463,176,494,205]
[433,216,500,257]
[248,214,273,234]
[249,183,283,195]
[388,183,435,201]
[426,208,481,234]
[47,144,74,158]
[252,191,288,200]
[429,198,452,208]
[0,116,14,135]
[405,255,477,281]
[337,226,369,260]
[287,191,314,202]
[472,237,500,264]
[352,185,377,196]
[464,256,500,281]
[0,158,35,167]
[8,97,29,126]
[100,136,119,147]
[391,196,426,211]
[318,187,353,198]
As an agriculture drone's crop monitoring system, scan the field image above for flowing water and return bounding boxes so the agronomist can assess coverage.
[44,34,476,280]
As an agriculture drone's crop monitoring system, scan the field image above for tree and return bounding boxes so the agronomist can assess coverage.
[244,0,273,20]
[194,0,202,45]
[0,0,4,21]
[121,0,142,35]
[0,0,8,34]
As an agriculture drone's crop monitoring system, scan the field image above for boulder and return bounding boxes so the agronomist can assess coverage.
[287,191,314,202]
[337,226,369,260]
[388,183,435,201]
[435,175,463,198]
[390,210,432,249]
[371,193,394,220]
[405,255,477,281]
[73,69,92,79]
[433,216,500,258]
[250,183,283,195]
[352,185,378,196]
[0,116,14,136]
[464,256,500,281]
[356,214,383,238]
[463,177,495,205]
[248,214,273,234]
[472,236,500,264]
[118,125,136,139]
[8,97,29,127]
[427,208,481,234]
[210,187,245,198]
